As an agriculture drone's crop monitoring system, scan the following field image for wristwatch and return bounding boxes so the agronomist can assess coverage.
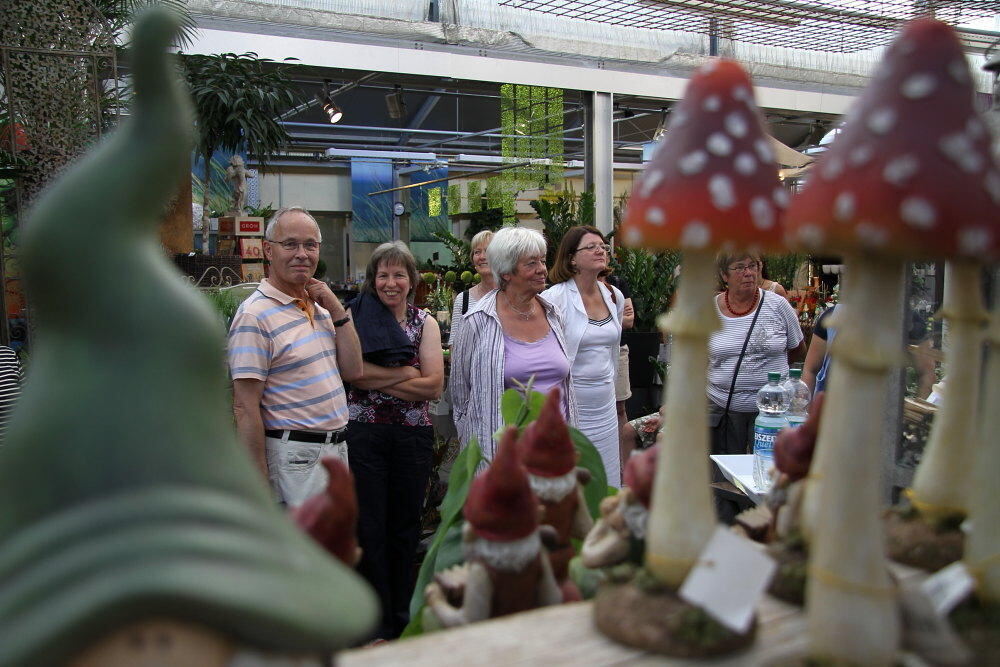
[332,315,351,327]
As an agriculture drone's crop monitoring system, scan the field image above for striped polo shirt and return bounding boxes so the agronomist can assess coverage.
[228,279,349,431]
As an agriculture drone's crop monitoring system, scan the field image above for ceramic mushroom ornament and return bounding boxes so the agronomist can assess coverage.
[785,17,1000,664]
[961,304,1000,652]
[621,58,787,589]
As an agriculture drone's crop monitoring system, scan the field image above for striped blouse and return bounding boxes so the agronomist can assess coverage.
[449,289,578,463]
[0,346,22,442]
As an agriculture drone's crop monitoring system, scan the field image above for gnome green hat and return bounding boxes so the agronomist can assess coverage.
[0,9,376,665]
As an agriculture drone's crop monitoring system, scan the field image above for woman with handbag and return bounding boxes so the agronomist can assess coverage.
[708,252,805,523]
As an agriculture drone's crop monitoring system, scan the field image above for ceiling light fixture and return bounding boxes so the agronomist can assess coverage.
[385,84,406,120]
[318,80,343,124]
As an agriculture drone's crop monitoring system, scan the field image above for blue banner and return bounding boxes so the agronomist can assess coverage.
[409,166,449,242]
[351,158,393,243]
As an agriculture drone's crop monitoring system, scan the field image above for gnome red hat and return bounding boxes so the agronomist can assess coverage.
[623,446,658,509]
[464,427,539,542]
[293,457,361,566]
[519,387,576,478]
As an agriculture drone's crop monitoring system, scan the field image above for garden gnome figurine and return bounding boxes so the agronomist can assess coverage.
[0,10,376,666]
[582,445,656,569]
[226,154,247,215]
[519,387,594,600]
[293,456,363,567]
[424,427,562,627]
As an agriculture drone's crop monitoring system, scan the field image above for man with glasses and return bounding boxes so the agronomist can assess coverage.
[228,206,363,506]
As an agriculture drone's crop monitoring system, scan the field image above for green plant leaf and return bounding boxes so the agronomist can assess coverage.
[500,388,524,426]
[405,440,482,632]
[569,426,612,517]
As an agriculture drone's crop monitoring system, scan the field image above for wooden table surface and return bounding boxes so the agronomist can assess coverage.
[338,564,925,666]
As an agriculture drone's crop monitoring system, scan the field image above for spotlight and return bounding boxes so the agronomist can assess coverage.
[318,79,343,124]
[385,85,406,120]
[322,98,343,124]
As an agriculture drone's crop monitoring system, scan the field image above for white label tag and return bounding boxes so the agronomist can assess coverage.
[920,561,975,616]
[678,526,777,634]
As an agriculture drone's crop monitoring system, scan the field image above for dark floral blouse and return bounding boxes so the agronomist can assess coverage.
[347,305,431,427]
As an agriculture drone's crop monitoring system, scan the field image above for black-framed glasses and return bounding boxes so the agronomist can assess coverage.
[575,243,611,254]
[727,261,760,273]
[267,239,321,252]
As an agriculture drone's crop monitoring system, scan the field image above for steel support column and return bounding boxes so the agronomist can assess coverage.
[583,91,614,235]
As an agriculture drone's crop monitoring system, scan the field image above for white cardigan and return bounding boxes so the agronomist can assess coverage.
[540,279,625,373]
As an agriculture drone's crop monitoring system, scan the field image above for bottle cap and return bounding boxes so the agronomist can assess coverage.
[768,371,781,383]
[789,368,802,379]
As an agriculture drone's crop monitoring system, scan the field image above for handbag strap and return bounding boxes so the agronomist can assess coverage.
[461,289,470,315]
[722,290,766,416]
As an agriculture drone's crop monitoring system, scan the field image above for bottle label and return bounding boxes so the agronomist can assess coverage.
[786,415,806,427]
[752,423,782,491]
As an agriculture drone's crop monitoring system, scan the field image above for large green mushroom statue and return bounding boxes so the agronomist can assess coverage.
[786,17,1000,664]
[0,9,377,666]
[598,58,788,657]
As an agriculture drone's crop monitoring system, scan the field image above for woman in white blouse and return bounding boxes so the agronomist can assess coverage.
[541,226,625,487]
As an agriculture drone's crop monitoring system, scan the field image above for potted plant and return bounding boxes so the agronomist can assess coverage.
[180,52,300,253]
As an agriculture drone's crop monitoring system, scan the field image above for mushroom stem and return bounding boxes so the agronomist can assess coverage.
[805,254,902,665]
[966,295,1000,603]
[644,249,720,589]
[909,261,989,521]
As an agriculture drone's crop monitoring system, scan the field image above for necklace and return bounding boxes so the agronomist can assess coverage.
[503,291,535,321]
[724,289,758,317]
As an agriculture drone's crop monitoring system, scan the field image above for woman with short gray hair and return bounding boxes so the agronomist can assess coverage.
[450,227,577,461]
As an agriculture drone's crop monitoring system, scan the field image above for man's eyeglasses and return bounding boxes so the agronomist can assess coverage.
[267,239,320,252]
[575,243,612,254]
[727,262,760,273]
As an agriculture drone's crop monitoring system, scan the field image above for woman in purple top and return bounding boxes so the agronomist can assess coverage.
[450,227,577,462]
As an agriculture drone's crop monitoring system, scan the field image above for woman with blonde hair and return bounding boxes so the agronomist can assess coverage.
[450,229,496,343]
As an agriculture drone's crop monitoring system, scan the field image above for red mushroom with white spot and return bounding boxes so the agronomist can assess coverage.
[596,58,786,655]
[622,58,786,589]
[785,17,1000,664]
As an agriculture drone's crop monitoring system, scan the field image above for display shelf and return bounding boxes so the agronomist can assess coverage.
[340,565,924,666]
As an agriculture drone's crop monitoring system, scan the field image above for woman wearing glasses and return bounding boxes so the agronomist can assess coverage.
[450,227,576,463]
[709,252,805,522]
[542,226,625,487]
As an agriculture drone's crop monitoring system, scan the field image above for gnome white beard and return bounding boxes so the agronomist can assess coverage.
[528,470,577,503]
[622,500,649,540]
[465,531,542,572]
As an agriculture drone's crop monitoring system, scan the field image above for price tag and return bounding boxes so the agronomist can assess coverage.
[678,526,777,634]
[920,561,974,616]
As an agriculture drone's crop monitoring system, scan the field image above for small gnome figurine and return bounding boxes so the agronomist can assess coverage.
[519,387,594,600]
[425,427,562,627]
[581,446,657,570]
[292,456,362,567]
[767,392,823,541]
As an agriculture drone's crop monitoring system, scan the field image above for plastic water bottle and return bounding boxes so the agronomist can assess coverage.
[783,368,811,428]
[754,372,789,491]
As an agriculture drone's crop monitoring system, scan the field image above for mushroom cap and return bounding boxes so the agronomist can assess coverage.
[621,59,788,253]
[464,427,539,542]
[519,387,576,478]
[786,18,1000,261]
